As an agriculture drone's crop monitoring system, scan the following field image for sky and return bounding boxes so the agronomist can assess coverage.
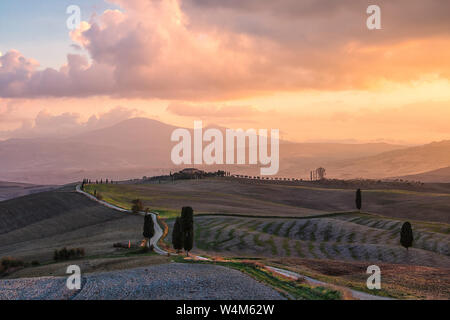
[1,0,450,144]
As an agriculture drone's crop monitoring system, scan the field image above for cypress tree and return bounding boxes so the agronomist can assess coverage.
[172,217,183,253]
[356,189,362,211]
[143,213,155,240]
[181,207,194,256]
[400,222,414,250]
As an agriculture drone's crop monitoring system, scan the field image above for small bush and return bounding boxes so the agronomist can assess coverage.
[114,242,127,248]
[96,192,104,200]
[0,257,25,274]
[53,247,85,261]
[140,246,150,254]
[1,257,25,268]
[132,199,144,213]
[31,260,40,267]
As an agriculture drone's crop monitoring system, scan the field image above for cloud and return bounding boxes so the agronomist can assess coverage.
[0,0,449,99]
[0,99,27,125]
[0,106,140,139]
[167,103,262,118]
[184,0,450,41]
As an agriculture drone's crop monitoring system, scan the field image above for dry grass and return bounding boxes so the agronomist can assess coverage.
[268,257,450,300]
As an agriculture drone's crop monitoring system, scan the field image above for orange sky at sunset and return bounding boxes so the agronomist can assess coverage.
[1,0,450,145]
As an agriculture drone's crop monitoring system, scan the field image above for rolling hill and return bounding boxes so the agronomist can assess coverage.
[1,117,449,183]
[0,118,410,184]
[322,140,450,180]
[0,181,57,201]
[0,186,143,261]
[397,166,450,183]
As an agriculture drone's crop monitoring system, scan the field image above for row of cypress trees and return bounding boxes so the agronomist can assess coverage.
[172,207,194,256]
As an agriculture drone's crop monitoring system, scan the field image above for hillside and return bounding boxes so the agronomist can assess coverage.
[0,181,57,201]
[0,187,143,261]
[84,179,450,270]
[324,140,450,179]
[88,178,450,223]
[1,117,449,184]
[1,179,449,299]
[398,166,450,183]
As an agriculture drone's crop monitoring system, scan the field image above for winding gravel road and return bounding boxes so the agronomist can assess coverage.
[0,263,285,300]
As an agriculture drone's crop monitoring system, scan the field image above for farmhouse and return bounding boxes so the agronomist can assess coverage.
[179,168,204,175]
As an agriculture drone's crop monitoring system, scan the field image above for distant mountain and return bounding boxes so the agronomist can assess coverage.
[70,117,177,148]
[0,117,433,184]
[0,119,174,184]
[323,140,450,180]
[396,166,450,183]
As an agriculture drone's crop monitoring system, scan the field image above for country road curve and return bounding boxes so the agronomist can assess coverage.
[75,184,166,255]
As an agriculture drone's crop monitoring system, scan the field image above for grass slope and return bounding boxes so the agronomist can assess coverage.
[0,187,143,262]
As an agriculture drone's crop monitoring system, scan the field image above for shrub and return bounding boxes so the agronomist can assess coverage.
[113,242,135,249]
[1,257,25,269]
[96,192,103,200]
[53,247,85,261]
[0,257,25,274]
[132,199,144,213]
[140,245,151,254]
